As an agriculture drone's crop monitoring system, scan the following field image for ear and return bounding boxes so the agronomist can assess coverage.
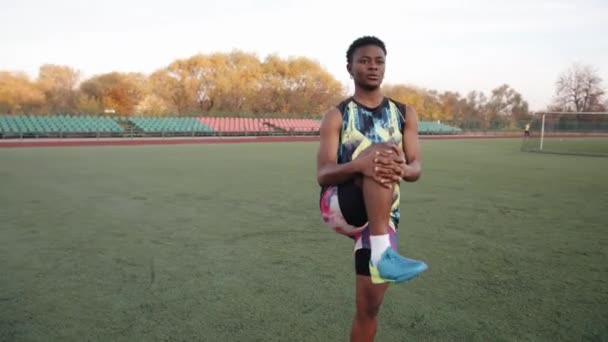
[346,63,352,76]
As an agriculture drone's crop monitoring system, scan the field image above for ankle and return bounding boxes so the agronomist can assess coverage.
[370,234,391,265]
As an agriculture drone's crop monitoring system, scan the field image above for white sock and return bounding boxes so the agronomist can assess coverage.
[370,234,391,265]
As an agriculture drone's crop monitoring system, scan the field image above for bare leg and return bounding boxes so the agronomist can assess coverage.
[350,175,394,341]
[350,275,389,342]
[361,175,394,236]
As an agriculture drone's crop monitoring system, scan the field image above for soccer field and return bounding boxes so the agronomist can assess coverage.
[521,136,608,156]
[1,139,607,341]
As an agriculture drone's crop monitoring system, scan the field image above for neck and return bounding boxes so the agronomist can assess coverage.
[353,87,384,108]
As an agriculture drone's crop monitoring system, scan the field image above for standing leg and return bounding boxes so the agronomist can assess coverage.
[350,273,389,342]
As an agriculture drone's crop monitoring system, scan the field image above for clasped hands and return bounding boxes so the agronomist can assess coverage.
[355,143,412,188]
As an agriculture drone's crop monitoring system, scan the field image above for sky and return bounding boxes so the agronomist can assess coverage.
[1,0,607,110]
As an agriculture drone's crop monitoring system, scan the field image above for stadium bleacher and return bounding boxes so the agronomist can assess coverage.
[0,114,124,135]
[197,117,273,133]
[129,117,213,134]
[419,121,462,134]
[0,114,462,137]
[197,117,320,133]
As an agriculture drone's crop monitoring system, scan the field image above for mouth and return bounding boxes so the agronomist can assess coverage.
[366,75,380,81]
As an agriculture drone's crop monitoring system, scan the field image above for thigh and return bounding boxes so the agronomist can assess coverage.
[320,185,367,238]
[337,180,368,228]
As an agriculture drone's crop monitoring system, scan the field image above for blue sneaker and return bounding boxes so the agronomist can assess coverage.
[369,247,428,284]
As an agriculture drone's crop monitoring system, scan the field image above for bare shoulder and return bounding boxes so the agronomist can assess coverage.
[321,106,341,120]
[405,104,419,122]
[319,106,342,129]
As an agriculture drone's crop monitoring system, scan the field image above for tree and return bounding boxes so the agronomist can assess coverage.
[37,64,80,114]
[0,71,45,114]
[155,53,227,115]
[151,51,343,116]
[484,84,529,129]
[553,63,605,112]
[214,51,263,113]
[80,72,145,116]
[383,84,443,121]
[438,91,469,126]
[135,94,171,117]
[275,56,344,115]
[147,69,181,115]
[461,91,487,130]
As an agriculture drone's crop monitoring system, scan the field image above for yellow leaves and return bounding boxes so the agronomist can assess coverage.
[152,51,344,116]
[37,64,80,93]
[0,52,530,126]
[36,64,81,114]
[77,95,102,115]
[80,72,145,117]
[0,72,45,113]
[383,84,443,121]
[0,51,345,117]
[135,94,171,117]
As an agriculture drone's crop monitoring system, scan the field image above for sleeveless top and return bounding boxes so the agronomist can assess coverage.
[332,96,406,229]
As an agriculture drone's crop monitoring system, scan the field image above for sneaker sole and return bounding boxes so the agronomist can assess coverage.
[370,262,428,284]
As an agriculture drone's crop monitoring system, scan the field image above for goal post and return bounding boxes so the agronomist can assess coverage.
[520,112,608,157]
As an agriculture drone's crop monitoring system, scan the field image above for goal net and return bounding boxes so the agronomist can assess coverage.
[520,112,608,157]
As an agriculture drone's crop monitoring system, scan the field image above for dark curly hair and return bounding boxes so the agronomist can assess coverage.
[346,36,387,64]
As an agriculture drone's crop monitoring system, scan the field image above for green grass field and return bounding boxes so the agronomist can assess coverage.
[521,136,608,156]
[1,139,607,341]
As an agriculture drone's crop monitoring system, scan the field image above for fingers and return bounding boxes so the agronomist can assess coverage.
[374,154,405,166]
[360,148,392,160]
[391,155,406,164]
[371,143,395,154]
[378,144,404,160]
[389,164,404,176]
[389,144,402,155]
[374,166,402,183]
[372,175,394,188]
[374,165,393,173]
[378,171,402,182]
[373,156,393,165]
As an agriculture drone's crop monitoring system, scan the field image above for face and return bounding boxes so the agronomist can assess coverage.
[348,45,386,91]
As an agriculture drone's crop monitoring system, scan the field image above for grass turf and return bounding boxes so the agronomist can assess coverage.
[1,139,607,341]
[521,136,608,156]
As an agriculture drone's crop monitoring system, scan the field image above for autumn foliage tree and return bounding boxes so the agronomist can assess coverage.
[145,51,343,116]
[383,83,530,129]
[0,49,547,130]
[37,64,80,114]
[80,72,145,116]
[0,72,45,114]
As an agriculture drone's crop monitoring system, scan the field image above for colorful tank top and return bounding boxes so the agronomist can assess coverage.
[336,96,406,229]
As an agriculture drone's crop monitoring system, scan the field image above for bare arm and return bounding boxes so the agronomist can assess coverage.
[400,105,422,182]
[316,108,362,187]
